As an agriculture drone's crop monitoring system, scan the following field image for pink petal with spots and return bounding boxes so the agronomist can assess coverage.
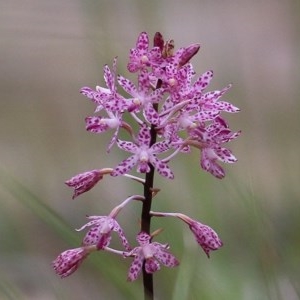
[116,140,137,152]
[148,47,163,64]
[138,69,150,93]
[149,87,164,103]
[137,232,151,246]
[107,127,119,152]
[113,223,131,251]
[143,103,160,125]
[214,147,237,163]
[76,217,105,232]
[103,64,114,91]
[194,70,214,93]
[127,250,144,281]
[153,246,180,268]
[202,159,225,179]
[137,161,151,173]
[117,75,137,96]
[150,156,174,179]
[85,116,108,133]
[194,110,219,122]
[201,149,225,179]
[137,124,151,145]
[136,32,149,51]
[151,141,170,153]
[111,155,138,176]
[82,226,109,246]
[216,101,240,113]
[145,258,160,274]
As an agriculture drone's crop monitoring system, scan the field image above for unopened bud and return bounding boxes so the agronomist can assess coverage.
[154,32,164,51]
[178,43,200,67]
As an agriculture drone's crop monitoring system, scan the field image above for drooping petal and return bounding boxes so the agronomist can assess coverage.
[153,243,180,268]
[150,156,174,179]
[145,257,160,274]
[214,147,237,163]
[107,126,119,152]
[137,160,151,173]
[201,149,225,179]
[127,250,144,281]
[112,221,131,251]
[111,155,138,176]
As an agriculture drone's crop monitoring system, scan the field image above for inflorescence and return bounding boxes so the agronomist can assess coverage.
[53,32,240,281]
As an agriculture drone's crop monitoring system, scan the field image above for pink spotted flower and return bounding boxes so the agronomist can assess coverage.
[126,232,179,281]
[111,123,174,179]
[127,32,163,73]
[193,84,240,114]
[117,69,163,125]
[85,111,123,152]
[187,117,240,179]
[80,58,128,114]
[77,215,131,251]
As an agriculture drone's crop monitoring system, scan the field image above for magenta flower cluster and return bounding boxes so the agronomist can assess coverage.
[53,32,239,285]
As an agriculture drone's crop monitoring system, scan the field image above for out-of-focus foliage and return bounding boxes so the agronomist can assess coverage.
[1,1,299,299]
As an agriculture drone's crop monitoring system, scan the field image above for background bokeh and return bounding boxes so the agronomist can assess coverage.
[1,1,299,299]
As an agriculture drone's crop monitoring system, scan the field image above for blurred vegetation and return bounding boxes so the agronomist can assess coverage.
[1,0,300,299]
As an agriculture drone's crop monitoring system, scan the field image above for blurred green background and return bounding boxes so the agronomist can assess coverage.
[1,1,300,299]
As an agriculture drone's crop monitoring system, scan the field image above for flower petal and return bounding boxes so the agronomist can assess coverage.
[150,156,174,179]
[145,257,160,274]
[127,250,144,281]
[111,155,138,176]
[118,75,137,96]
[153,244,180,268]
[137,124,151,146]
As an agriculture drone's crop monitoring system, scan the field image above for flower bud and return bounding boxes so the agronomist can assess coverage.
[178,43,200,67]
[52,247,92,278]
[189,221,223,258]
[65,169,104,199]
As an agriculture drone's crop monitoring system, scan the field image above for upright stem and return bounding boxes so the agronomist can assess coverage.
[141,84,160,299]
[141,119,157,300]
